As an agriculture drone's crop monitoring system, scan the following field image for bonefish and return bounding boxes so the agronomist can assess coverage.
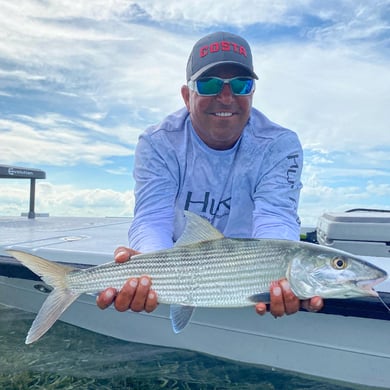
[8,211,387,344]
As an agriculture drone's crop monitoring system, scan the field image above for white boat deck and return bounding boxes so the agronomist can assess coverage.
[0,215,131,264]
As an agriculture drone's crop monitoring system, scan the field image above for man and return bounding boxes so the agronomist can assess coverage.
[97,31,323,317]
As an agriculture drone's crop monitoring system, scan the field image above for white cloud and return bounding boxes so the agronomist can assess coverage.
[0,0,389,224]
[2,0,387,135]
[307,1,389,42]
[118,0,388,35]
[130,0,296,26]
[299,161,390,226]
[0,181,135,217]
[0,116,134,166]
[252,42,390,151]
[366,182,390,197]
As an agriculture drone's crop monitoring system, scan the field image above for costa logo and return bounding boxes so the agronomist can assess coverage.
[199,41,248,58]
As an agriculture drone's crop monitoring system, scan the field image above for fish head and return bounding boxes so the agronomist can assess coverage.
[287,245,388,299]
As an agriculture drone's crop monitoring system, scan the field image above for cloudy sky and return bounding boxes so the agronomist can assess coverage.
[1,0,389,226]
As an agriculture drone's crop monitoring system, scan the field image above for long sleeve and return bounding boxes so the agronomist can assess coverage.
[128,133,179,252]
[252,131,303,240]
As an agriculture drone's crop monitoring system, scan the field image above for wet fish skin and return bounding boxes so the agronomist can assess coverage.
[65,238,385,305]
[7,211,388,344]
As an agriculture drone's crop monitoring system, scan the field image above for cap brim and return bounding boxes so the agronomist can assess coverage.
[189,61,258,81]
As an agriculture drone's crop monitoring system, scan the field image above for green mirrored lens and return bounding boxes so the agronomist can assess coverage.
[196,78,224,95]
[230,78,254,95]
[195,77,254,96]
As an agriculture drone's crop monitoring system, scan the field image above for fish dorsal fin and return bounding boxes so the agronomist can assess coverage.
[174,211,224,247]
[170,304,195,333]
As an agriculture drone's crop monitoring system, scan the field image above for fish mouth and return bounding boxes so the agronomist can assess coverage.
[357,276,387,297]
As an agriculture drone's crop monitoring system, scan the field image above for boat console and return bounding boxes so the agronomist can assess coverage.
[317,208,390,257]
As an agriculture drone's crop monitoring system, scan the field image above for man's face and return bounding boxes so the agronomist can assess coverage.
[181,64,254,150]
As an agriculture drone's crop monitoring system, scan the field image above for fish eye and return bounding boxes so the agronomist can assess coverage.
[332,257,348,270]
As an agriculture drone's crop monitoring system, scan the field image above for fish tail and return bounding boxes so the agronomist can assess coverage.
[26,287,80,344]
[7,250,81,344]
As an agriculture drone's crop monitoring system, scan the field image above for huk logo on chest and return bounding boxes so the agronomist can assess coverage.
[185,191,231,216]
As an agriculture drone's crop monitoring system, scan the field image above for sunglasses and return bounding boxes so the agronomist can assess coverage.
[188,77,255,96]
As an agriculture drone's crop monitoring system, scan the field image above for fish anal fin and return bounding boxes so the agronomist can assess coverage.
[170,304,195,333]
[26,288,80,344]
[174,211,224,247]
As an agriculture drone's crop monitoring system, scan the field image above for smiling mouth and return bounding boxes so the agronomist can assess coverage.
[214,112,233,117]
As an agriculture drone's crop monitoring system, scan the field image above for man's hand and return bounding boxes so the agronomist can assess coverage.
[255,278,323,317]
[96,246,159,313]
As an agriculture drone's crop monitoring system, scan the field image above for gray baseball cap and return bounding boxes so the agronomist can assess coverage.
[186,31,258,81]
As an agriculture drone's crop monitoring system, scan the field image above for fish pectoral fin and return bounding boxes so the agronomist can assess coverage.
[174,211,224,247]
[248,292,271,303]
[170,304,195,333]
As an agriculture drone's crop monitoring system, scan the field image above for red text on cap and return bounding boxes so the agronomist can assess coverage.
[199,41,247,58]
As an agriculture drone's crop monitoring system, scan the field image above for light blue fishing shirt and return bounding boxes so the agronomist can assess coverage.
[129,107,303,252]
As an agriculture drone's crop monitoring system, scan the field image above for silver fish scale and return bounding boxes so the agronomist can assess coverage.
[66,238,298,307]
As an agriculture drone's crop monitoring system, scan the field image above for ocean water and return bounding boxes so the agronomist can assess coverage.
[0,304,372,390]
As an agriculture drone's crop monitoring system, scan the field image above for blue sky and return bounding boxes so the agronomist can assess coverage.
[0,0,389,225]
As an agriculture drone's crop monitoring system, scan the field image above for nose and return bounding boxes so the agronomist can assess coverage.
[216,83,234,104]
